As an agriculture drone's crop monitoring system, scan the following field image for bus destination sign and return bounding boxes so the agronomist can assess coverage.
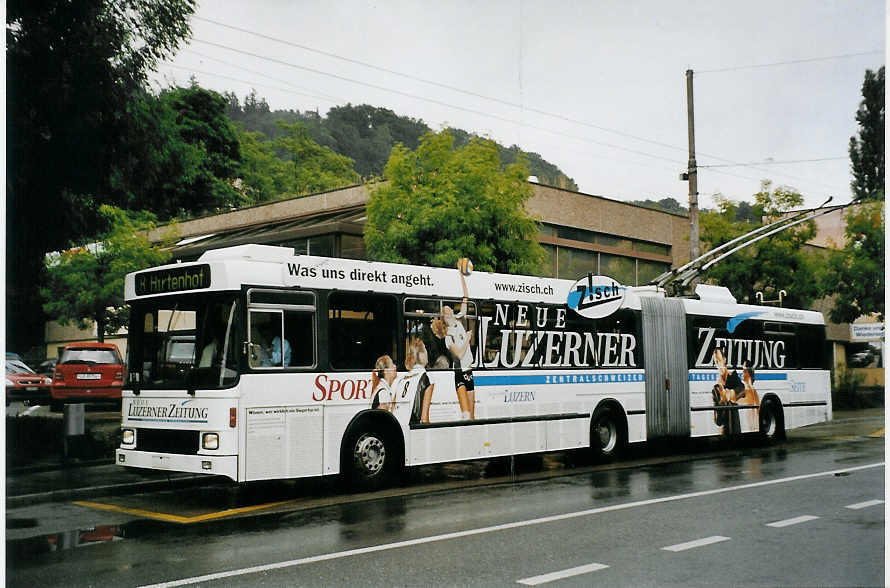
[135,264,212,296]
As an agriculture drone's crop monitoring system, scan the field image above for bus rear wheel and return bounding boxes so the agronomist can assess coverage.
[591,406,626,462]
[345,429,394,489]
[759,400,785,443]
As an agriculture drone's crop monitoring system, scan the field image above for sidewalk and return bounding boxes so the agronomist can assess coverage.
[5,408,884,508]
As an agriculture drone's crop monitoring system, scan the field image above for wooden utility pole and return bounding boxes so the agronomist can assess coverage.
[685,69,700,260]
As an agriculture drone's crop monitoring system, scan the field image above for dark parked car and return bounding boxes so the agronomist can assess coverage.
[51,342,124,410]
[5,359,52,406]
[36,357,58,376]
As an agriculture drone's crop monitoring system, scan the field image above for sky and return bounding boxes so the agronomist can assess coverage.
[152,0,886,210]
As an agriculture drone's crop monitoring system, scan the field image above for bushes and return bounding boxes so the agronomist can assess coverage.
[832,366,883,409]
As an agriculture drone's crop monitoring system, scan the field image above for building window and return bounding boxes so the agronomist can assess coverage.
[562,248,598,279]
[597,235,633,251]
[285,234,335,257]
[635,240,671,257]
[340,234,366,259]
[637,259,668,285]
[600,253,635,285]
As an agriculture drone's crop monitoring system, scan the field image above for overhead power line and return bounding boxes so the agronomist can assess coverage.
[161,63,342,104]
[696,50,883,74]
[194,16,691,155]
[699,156,848,168]
[182,18,853,194]
[189,37,687,166]
[177,39,849,194]
[182,48,346,103]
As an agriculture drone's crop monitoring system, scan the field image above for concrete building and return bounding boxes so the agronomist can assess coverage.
[148,182,689,283]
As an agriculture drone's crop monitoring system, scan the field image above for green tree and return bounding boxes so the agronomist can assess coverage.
[325,104,429,178]
[271,122,361,196]
[849,66,884,201]
[822,202,885,322]
[699,182,821,308]
[365,130,545,274]
[630,197,688,215]
[41,206,171,342]
[235,129,294,204]
[7,0,195,349]
[156,85,244,216]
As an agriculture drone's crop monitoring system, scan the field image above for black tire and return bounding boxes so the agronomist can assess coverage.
[590,406,626,462]
[759,399,785,443]
[343,429,396,490]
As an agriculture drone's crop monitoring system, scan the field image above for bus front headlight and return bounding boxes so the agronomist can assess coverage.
[202,433,219,450]
[121,428,135,445]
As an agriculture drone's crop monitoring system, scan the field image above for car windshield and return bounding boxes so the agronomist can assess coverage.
[60,348,120,365]
[129,294,240,390]
[6,360,35,375]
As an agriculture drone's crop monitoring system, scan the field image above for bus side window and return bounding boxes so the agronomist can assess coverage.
[249,309,283,368]
[283,310,314,367]
[329,292,397,370]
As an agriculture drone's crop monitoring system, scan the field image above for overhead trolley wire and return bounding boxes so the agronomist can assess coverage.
[189,37,686,166]
[161,63,344,104]
[186,17,860,193]
[696,50,884,74]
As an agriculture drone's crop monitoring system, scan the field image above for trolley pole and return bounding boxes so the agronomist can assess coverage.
[685,69,701,260]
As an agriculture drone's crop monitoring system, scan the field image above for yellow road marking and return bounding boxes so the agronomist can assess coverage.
[869,428,884,438]
[73,499,295,524]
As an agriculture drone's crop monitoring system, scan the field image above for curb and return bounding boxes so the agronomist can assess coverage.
[6,473,225,509]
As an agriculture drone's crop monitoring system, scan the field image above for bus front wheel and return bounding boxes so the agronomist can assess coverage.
[591,406,626,462]
[344,429,394,489]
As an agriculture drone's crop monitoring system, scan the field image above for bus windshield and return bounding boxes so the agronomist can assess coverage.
[129,294,241,390]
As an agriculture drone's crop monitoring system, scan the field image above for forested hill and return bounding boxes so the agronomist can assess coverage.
[224,92,579,191]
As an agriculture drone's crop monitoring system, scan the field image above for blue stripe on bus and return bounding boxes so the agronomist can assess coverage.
[475,373,644,386]
[689,373,787,382]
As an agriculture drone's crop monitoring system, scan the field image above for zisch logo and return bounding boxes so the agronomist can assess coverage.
[567,274,625,319]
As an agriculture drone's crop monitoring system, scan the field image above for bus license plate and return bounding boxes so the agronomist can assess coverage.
[76,373,102,380]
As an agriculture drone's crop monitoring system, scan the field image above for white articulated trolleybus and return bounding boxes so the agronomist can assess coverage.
[117,228,832,487]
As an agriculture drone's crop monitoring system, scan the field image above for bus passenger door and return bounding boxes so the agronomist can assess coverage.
[641,297,690,438]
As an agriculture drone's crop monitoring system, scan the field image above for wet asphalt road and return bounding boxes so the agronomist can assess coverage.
[6,427,885,587]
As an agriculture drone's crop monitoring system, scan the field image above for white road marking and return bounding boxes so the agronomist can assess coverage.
[845,499,884,510]
[139,461,883,588]
[766,515,819,528]
[662,536,730,552]
[517,562,609,585]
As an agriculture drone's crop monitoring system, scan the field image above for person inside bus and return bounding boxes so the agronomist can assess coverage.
[265,335,292,367]
[370,355,398,412]
[199,303,231,369]
[406,336,434,424]
[431,268,475,420]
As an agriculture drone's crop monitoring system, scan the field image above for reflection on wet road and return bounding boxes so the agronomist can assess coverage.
[6,432,884,587]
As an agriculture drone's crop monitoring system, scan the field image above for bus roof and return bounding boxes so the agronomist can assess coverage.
[125,244,824,325]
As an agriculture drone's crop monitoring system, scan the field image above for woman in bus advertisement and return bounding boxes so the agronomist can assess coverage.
[711,348,760,435]
[431,259,476,420]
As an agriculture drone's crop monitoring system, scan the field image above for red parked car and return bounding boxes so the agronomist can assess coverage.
[5,359,52,406]
[51,342,124,410]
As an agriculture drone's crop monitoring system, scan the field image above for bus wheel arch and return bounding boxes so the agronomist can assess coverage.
[340,410,405,489]
[758,395,785,442]
[590,400,628,461]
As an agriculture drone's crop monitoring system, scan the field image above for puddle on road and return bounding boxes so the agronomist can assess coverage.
[7,524,126,560]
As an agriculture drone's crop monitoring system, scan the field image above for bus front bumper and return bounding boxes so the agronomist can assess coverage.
[116,449,238,481]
